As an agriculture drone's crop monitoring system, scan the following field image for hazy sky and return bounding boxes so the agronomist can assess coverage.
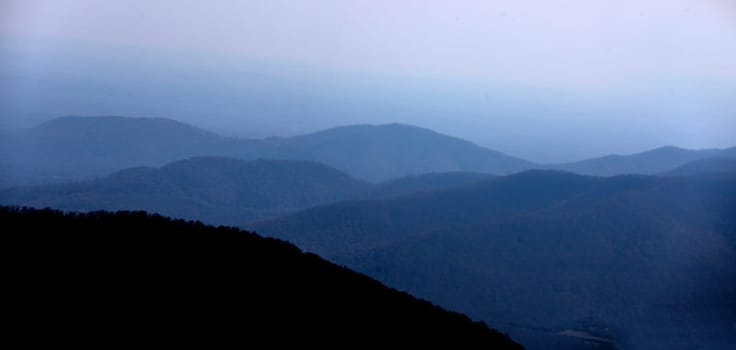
[1,0,735,162]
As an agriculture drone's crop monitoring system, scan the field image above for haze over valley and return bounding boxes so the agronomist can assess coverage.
[2,1,735,349]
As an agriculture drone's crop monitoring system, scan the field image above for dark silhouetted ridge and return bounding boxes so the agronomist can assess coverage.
[2,206,523,348]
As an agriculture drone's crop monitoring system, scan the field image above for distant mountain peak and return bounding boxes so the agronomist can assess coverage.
[284,122,534,181]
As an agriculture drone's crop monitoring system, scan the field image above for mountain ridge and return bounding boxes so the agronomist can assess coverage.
[2,206,523,348]
[2,116,735,187]
[0,157,371,225]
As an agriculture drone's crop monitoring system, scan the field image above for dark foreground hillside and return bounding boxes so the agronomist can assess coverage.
[1,207,522,348]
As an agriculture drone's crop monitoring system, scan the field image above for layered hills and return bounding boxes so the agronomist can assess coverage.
[0,116,531,186]
[250,171,736,349]
[3,116,734,188]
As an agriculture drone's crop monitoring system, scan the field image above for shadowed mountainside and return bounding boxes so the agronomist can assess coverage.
[2,206,523,348]
[250,170,736,350]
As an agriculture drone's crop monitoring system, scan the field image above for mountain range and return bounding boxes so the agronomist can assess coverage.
[0,157,499,225]
[4,151,733,230]
[249,170,736,350]
[2,206,523,348]
[0,116,530,186]
[2,116,733,188]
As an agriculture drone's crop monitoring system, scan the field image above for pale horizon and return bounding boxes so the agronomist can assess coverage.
[2,0,735,162]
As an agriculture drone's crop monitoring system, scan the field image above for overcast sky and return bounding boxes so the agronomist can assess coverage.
[1,0,735,162]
